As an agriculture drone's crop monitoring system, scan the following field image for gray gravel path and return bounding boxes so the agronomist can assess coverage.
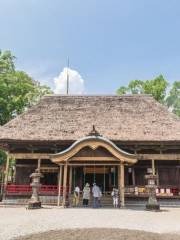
[0,207,180,240]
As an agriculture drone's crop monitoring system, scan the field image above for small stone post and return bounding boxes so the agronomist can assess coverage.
[27,169,43,209]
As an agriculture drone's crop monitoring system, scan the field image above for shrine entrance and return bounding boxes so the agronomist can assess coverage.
[74,166,118,192]
[84,170,109,191]
[50,132,137,207]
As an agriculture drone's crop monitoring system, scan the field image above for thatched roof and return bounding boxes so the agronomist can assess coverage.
[0,95,180,143]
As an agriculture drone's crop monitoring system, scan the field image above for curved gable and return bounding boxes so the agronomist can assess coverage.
[50,135,137,164]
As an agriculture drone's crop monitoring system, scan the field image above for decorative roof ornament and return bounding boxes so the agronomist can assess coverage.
[88,125,101,137]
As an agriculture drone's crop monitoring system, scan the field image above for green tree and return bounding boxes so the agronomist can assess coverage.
[0,50,15,74]
[0,150,6,166]
[0,150,6,184]
[0,50,53,125]
[116,75,168,102]
[116,75,180,116]
[0,50,53,171]
[166,81,180,117]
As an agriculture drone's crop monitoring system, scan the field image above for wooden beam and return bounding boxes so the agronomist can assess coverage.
[68,163,121,166]
[10,153,180,161]
[138,154,180,161]
[15,165,59,173]
[71,157,118,161]
[9,153,50,159]
[40,166,59,170]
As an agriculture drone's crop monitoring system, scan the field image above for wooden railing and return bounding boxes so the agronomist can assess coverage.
[5,184,60,195]
[6,184,32,194]
[40,185,58,194]
[5,184,180,197]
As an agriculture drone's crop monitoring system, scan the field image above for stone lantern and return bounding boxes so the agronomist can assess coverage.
[28,169,43,209]
[145,169,160,211]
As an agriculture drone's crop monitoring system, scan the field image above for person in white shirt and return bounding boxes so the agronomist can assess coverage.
[92,183,100,208]
[98,186,102,208]
[82,183,90,207]
[111,186,119,208]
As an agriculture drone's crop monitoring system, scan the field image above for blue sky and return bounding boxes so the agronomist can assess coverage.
[0,0,180,94]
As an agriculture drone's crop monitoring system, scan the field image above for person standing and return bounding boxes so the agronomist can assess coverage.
[73,185,80,207]
[92,183,100,208]
[98,186,102,208]
[111,186,119,208]
[82,183,90,207]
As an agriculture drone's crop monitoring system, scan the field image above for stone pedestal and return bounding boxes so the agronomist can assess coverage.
[145,173,160,211]
[27,169,43,209]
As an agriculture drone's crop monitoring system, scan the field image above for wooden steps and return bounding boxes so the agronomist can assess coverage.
[69,194,114,208]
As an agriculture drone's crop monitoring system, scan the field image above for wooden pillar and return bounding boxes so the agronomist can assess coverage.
[119,162,125,208]
[73,167,76,190]
[62,163,68,207]
[37,159,41,172]
[57,165,63,206]
[69,166,72,194]
[152,159,155,175]
[0,166,5,195]
[3,152,10,199]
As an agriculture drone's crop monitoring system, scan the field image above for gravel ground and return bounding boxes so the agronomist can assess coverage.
[0,207,180,240]
[14,229,180,240]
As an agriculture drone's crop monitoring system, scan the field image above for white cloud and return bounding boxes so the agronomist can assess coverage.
[54,67,85,94]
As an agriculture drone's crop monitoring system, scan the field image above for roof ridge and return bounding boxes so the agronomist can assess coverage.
[43,94,153,98]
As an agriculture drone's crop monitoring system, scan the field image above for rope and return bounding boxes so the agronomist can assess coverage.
[113,166,116,186]
[84,165,86,186]
[93,161,96,183]
[73,167,75,190]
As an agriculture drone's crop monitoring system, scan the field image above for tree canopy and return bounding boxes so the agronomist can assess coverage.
[166,81,180,117]
[0,50,53,125]
[0,150,6,165]
[0,50,53,167]
[116,75,180,117]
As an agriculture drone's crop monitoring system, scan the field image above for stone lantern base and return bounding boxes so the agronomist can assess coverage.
[27,201,42,209]
[146,203,160,211]
[145,187,160,211]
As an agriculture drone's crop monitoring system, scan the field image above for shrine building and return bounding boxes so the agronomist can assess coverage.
[0,95,180,206]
